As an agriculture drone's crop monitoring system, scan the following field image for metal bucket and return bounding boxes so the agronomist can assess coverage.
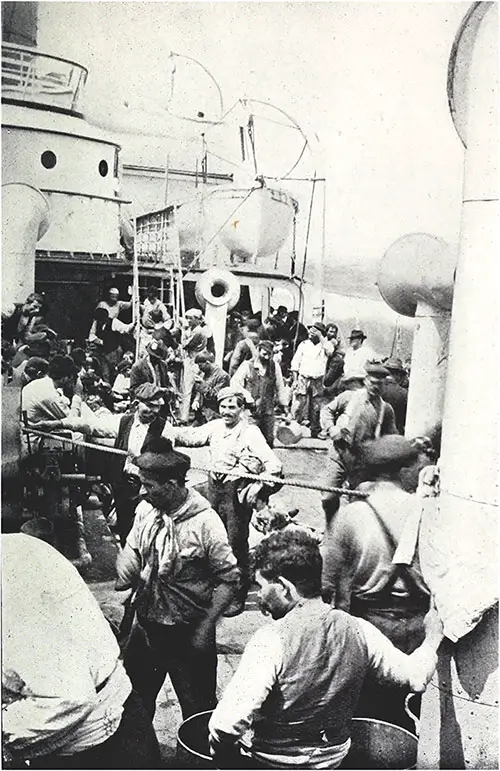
[176,711,417,770]
[275,419,309,446]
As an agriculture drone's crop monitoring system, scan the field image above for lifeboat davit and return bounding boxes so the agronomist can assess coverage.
[175,183,297,262]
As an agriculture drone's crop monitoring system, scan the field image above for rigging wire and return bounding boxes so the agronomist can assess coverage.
[293,172,318,352]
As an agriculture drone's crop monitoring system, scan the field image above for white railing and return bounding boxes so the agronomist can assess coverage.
[2,43,88,113]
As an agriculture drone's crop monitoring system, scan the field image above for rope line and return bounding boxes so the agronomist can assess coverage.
[22,427,369,498]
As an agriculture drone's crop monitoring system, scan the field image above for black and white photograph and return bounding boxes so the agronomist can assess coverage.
[1,1,498,768]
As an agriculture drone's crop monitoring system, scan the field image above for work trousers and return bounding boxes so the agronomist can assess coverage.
[351,597,428,732]
[290,375,323,435]
[208,477,252,595]
[123,618,217,721]
[29,691,161,769]
[255,411,276,448]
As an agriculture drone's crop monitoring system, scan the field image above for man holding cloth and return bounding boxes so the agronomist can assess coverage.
[167,386,282,615]
[290,321,333,437]
[116,437,240,721]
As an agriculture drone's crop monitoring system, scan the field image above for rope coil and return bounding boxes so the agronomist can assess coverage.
[22,427,369,498]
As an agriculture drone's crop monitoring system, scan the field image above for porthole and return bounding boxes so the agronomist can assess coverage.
[41,150,57,169]
[99,160,109,177]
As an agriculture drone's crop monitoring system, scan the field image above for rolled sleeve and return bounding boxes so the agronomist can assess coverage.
[357,617,438,692]
[209,625,281,741]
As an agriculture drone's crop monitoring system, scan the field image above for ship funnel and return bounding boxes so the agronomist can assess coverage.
[377,233,457,437]
[377,233,456,318]
[2,183,50,307]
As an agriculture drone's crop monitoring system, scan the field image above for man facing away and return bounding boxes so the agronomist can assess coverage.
[231,339,288,447]
[166,386,282,616]
[229,318,261,377]
[3,533,160,769]
[116,438,240,721]
[208,528,443,769]
[321,435,431,729]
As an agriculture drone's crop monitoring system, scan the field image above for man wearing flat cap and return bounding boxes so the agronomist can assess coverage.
[22,354,81,425]
[319,362,398,521]
[381,357,408,434]
[111,383,173,544]
[116,436,240,721]
[165,386,282,615]
[321,434,430,729]
[343,329,378,382]
[230,339,288,447]
[290,321,335,437]
[179,308,215,422]
[129,338,177,415]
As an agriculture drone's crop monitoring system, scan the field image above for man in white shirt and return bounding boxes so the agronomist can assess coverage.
[290,322,333,437]
[21,354,82,425]
[168,386,282,616]
[2,533,160,769]
[342,329,378,381]
[208,528,443,770]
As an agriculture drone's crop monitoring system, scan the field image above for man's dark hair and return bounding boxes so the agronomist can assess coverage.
[252,529,322,598]
[195,351,215,365]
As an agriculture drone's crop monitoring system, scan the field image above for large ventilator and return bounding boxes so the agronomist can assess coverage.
[378,3,499,767]
[195,268,241,366]
[377,233,456,437]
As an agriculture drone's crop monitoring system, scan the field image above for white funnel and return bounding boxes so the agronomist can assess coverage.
[2,183,50,308]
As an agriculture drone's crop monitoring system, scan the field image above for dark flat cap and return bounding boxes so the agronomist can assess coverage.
[359,435,419,468]
[136,447,191,477]
[134,383,165,403]
[384,357,405,372]
[349,329,366,340]
[309,322,326,335]
[258,340,274,352]
[365,362,390,378]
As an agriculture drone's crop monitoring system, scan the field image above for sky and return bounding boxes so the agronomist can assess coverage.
[37,1,469,298]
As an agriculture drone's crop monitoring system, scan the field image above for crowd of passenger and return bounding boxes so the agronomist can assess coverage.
[2,285,444,770]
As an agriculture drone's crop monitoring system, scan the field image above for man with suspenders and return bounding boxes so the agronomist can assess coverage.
[321,435,430,729]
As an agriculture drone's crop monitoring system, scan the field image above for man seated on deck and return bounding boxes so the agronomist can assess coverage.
[208,528,443,770]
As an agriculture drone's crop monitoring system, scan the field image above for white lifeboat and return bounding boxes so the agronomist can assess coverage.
[175,182,297,262]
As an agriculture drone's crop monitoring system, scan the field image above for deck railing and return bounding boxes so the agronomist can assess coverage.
[2,43,88,114]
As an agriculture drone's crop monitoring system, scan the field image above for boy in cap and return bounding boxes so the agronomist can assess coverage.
[290,321,334,437]
[179,308,215,422]
[192,350,230,423]
[116,437,240,720]
[321,434,430,729]
[381,357,408,434]
[319,362,398,521]
[228,317,261,376]
[166,386,282,615]
[230,339,288,447]
[129,338,177,404]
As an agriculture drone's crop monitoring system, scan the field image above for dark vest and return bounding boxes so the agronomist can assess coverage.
[112,413,167,478]
[245,359,277,416]
[253,601,369,749]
